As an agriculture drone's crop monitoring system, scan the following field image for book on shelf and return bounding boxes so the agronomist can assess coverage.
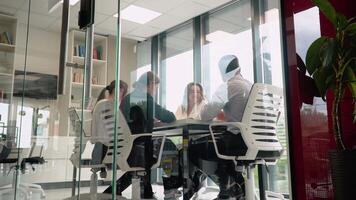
[92,76,98,84]
[96,45,103,60]
[73,45,104,60]
[0,32,13,45]
[93,47,98,59]
[73,44,85,57]
[72,72,83,83]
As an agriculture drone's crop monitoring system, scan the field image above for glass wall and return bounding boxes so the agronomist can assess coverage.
[0,0,291,199]
[0,0,121,199]
[256,0,289,194]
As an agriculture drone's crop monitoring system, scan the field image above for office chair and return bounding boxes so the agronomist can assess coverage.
[93,100,166,199]
[68,107,109,196]
[208,83,286,200]
[0,142,46,200]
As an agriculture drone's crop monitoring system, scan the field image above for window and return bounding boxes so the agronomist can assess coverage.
[134,39,152,81]
[160,23,194,112]
[202,0,254,100]
[257,0,289,193]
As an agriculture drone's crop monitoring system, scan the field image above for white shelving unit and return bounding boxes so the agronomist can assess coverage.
[0,13,17,105]
[58,30,108,136]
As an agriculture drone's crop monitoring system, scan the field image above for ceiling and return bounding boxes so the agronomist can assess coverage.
[0,0,235,41]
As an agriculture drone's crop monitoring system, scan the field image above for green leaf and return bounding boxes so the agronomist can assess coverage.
[345,23,356,36]
[320,38,336,68]
[326,74,336,90]
[347,81,356,99]
[312,0,337,27]
[343,67,356,82]
[306,37,328,75]
[313,68,331,99]
[337,14,348,30]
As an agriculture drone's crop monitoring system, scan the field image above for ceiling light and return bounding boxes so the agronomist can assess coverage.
[247,17,252,21]
[206,30,234,42]
[113,5,161,24]
[48,0,80,13]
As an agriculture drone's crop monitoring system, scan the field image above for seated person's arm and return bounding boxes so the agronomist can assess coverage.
[153,102,176,123]
[200,102,224,121]
[200,84,227,121]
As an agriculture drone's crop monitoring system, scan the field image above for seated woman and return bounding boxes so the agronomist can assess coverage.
[175,82,206,120]
[91,80,128,177]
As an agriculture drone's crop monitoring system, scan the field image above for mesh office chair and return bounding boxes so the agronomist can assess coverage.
[208,83,286,200]
[68,107,109,196]
[0,142,45,200]
[92,100,166,198]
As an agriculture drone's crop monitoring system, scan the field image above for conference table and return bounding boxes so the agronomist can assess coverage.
[153,119,212,199]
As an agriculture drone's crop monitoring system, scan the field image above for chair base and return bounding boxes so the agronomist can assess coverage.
[65,193,128,200]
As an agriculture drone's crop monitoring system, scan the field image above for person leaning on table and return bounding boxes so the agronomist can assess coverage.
[194,55,252,200]
[116,71,180,199]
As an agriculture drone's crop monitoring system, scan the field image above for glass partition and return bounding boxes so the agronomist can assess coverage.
[0,0,292,199]
[256,0,290,195]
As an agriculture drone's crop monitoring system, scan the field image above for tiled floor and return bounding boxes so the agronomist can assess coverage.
[45,184,219,200]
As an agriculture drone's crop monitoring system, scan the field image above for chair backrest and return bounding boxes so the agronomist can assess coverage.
[68,108,91,167]
[239,83,284,163]
[93,100,144,171]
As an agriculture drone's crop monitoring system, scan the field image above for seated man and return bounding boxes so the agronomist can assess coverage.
[190,55,252,199]
[104,71,181,199]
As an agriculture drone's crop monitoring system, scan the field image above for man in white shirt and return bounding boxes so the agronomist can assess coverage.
[200,54,252,122]
[190,55,252,199]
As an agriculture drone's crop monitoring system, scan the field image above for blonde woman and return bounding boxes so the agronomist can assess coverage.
[175,82,206,120]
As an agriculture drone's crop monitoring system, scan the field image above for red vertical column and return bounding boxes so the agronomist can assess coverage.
[282,0,356,200]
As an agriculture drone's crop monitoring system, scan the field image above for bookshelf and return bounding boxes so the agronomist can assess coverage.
[58,30,108,136]
[67,30,108,108]
[0,13,17,104]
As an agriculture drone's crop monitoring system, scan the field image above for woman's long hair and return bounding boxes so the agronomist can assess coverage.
[96,80,128,103]
[181,82,204,112]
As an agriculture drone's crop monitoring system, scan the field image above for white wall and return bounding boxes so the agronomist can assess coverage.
[14,24,61,74]
[107,35,137,89]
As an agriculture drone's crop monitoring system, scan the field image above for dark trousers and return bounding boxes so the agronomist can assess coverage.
[101,138,154,198]
[188,133,245,197]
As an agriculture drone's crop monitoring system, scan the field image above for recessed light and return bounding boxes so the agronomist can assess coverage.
[113,5,161,24]
[206,30,234,42]
[247,17,252,21]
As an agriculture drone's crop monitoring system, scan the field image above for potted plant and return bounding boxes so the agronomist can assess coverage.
[305,0,356,198]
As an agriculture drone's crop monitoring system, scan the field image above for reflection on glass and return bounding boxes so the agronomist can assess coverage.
[294,6,332,199]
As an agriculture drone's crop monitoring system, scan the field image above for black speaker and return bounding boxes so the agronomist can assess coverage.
[78,0,95,29]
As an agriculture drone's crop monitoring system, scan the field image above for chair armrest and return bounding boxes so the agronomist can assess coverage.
[128,133,167,169]
[129,133,153,140]
[208,122,246,162]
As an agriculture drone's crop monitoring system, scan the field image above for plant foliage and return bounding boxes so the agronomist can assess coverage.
[305,0,356,150]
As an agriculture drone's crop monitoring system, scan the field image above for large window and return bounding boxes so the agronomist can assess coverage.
[160,23,194,112]
[202,0,254,100]
[134,39,152,82]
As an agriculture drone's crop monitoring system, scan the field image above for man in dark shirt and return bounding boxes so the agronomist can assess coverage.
[118,71,177,199]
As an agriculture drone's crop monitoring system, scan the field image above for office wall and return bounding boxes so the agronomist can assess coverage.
[107,35,137,89]
[14,25,60,74]
[14,25,137,81]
